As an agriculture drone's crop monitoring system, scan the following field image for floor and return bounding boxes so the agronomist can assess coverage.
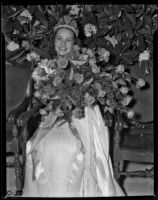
[6,155,154,197]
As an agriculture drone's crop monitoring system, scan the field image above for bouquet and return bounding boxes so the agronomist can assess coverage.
[32,45,145,122]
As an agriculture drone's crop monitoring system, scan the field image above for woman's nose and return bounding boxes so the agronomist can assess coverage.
[60,40,66,47]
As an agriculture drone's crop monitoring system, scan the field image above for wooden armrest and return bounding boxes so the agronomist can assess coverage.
[130,120,153,129]
[104,111,113,127]
[7,96,30,123]
[16,102,44,127]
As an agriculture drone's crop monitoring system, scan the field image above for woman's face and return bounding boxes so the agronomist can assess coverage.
[55,28,75,56]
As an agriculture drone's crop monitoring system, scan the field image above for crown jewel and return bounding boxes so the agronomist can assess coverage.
[54,15,79,37]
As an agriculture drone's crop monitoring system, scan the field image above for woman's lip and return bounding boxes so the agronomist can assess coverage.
[59,48,67,50]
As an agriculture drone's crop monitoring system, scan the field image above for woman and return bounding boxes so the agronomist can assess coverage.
[22,15,125,197]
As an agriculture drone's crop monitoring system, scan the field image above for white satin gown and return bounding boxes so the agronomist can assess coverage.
[22,105,125,197]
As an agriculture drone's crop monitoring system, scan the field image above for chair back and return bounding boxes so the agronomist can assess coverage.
[6,63,32,118]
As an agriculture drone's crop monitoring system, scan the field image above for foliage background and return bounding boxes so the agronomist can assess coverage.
[2,4,158,74]
[2,4,157,121]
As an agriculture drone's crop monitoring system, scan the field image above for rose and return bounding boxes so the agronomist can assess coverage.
[68,5,80,16]
[87,49,95,57]
[84,23,97,37]
[41,66,54,75]
[6,41,19,51]
[26,51,40,61]
[38,59,56,75]
[79,54,89,62]
[115,64,125,74]
[72,107,84,118]
[104,35,118,47]
[13,29,19,34]
[53,76,63,86]
[138,50,150,63]
[91,64,100,73]
[84,93,95,106]
[120,86,129,94]
[34,91,41,98]
[38,59,49,67]
[136,78,145,88]
[55,107,64,117]
[56,57,69,68]
[97,48,110,62]
[32,68,47,82]
[73,45,80,52]
[98,90,106,98]
[121,95,132,106]
[127,110,135,119]
[89,58,96,66]
[48,59,56,69]
[41,93,50,101]
[74,73,84,84]
[81,48,87,54]
[22,40,30,50]
[39,108,48,115]
[34,83,40,90]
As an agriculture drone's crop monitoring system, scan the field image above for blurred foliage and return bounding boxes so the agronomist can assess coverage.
[1,4,158,74]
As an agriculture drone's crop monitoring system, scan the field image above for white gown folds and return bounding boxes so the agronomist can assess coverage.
[22,105,125,197]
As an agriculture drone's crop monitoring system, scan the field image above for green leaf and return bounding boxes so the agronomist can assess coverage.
[96,38,108,48]
[40,18,48,28]
[128,50,139,58]
[123,72,131,82]
[143,15,152,28]
[7,8,25,18]
[16,54,27,63]
[33,47,52,59]
[126,26,134,39]
[121,42,131,53]
[126,13,136,26]
[120,54,133,65]
[117,78,127,86]
[120,50,138,65]
[29,5,38,15]
[137,35,146,51]
[140,60,151,76]
[112,73,119,80]
[13,21,23,32]
[120,5,134,13]
[83,38,93,46]
[9,49,25,61]
[112,81,118,89]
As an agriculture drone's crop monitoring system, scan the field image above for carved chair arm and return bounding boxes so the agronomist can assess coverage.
[129,120,153,129]
[7,96,30,123]
[104,111,113,127]
[16,102,44,127]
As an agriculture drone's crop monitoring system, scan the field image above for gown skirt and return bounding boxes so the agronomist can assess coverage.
[22,105,125,197]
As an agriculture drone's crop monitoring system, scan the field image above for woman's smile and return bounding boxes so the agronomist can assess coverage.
[55,28,74,56]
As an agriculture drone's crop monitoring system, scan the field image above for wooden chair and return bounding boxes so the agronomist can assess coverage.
[113,112,153,182]
[6,64,32,195]
[112,65,154,185]
[7,62,154,194]
[6,78,113,195]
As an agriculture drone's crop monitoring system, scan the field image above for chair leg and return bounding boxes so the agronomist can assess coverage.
[113,159,121,181]
[12,124,23,195]
[113,127,121,182]
[14,154,22,195]
[21,126,29,188]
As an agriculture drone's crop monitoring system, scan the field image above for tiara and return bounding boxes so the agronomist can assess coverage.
[54,15,79,37]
